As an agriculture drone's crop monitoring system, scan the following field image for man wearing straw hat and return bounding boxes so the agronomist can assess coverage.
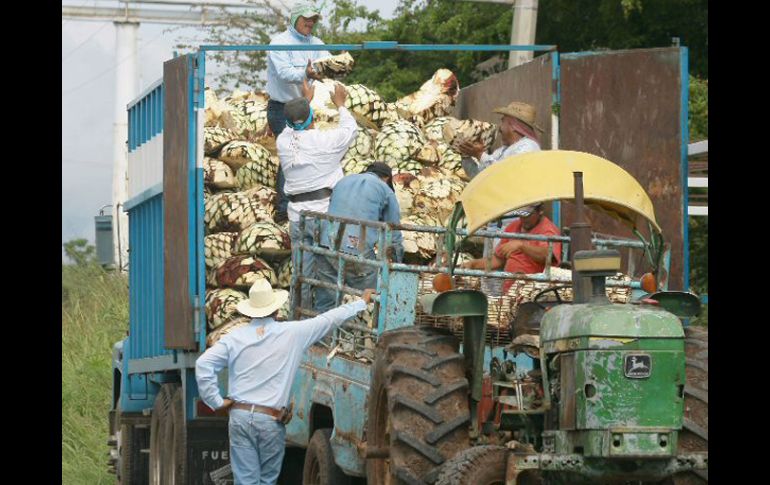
[195,279,374,484]
[457,101,543,178]
[457,101,544,295]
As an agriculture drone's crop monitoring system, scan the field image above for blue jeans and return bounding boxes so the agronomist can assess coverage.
[267,100,288,219]
[315,253,379,313]
[290,218,319,311]
[228,409,286,485]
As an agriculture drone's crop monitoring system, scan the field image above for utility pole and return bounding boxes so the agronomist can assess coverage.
[62,0,261,271]
[459,0,539,69]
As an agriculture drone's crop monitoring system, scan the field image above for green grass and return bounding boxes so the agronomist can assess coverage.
[62,264,129,485]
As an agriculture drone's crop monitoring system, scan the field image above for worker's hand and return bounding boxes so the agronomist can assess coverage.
[220,398,234,411]
[305,59,322,80]
[499,240,523,258]
[361,288,376,304]
[457,140,485,159]
[301,78,315,102]
[332,82,348,108]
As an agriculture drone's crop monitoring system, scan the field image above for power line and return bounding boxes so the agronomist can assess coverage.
[62,29,166,96]
[62,20,111,61]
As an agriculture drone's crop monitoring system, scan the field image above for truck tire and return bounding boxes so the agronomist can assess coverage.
[303,428,350,485]
[165,386,188,484]
[149,384,177,485]
[118,423,149,485]
[672,326,708,484]
[366,326,471,485]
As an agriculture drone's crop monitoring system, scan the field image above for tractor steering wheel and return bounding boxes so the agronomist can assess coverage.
[532,285,571,309]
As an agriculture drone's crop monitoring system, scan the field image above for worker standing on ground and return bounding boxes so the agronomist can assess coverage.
[315,162,403,312]
[266,1,331,224]
[278,80,358,309]
[457,101,544,294]
[461,203,561,294]
[195,280,375,485]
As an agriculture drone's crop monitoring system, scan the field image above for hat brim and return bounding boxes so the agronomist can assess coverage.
[493,107,545,133]
[236,289,289,318]
[298,9,321,19]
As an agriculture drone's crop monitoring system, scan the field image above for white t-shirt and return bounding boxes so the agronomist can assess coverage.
[276,107,358,222]
[478,137,541,172]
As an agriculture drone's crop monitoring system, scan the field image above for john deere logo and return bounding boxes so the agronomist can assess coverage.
[624,354,651,379]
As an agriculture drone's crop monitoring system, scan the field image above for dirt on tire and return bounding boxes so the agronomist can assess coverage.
[673,325,708,484]
[367,326,471,485]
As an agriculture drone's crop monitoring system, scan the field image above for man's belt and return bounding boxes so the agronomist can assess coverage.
[288,187,333,203]
[231,403,282,419]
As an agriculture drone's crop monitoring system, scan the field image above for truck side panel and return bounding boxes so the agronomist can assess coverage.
[559,47,687,289]
[287,345,372,477]
[126,81,168,363]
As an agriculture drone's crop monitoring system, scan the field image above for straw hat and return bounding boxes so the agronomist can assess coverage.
[236,279,290,318]
[493,101,544,132]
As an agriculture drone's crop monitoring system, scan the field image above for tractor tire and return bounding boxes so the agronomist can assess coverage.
[366,326,471,485]
[149,384,177,485]
[672,326,708,484]
[303,428,351,485]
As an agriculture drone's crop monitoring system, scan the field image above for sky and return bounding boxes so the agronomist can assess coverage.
[62,0,399,253]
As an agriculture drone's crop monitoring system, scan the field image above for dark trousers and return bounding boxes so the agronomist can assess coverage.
[267,100,288,220]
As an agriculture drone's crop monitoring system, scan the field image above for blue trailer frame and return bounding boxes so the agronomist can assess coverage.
[111,41,690,483]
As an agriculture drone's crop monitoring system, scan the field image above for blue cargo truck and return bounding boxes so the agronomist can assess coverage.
[108,44,703,485]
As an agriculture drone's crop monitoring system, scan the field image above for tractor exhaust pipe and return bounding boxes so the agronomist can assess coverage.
[571,172,593,303]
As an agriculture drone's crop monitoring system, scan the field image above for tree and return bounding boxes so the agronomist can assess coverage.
[63,239,97,267]
[536,0,707,78]
[186,0,707,291]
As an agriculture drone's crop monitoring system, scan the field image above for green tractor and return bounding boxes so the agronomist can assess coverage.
[407,151,708,484]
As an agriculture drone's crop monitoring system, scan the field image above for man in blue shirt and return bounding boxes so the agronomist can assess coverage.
[314,162,404,313]
[266,1,331,223]
[196,279,374,484]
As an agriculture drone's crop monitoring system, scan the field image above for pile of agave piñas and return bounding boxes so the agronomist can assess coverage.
[202,52,499,347]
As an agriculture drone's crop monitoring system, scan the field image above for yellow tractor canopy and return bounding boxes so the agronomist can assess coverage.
[460,150,661,234]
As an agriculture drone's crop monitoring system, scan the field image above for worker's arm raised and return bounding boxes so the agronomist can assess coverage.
[293,289,375,349]
[329,90,359,151]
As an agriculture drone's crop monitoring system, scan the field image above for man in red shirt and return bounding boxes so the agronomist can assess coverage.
[462,203,562,294]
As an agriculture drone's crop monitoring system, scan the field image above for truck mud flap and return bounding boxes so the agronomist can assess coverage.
[187,420,230,485]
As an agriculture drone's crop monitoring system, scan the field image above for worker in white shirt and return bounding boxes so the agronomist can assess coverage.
[277,79,358,309]
[196,279,375,484]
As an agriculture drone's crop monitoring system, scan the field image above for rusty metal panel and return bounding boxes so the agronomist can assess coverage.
[163,55,195,349]
[454,53,554,150]
[560,48,684,289]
